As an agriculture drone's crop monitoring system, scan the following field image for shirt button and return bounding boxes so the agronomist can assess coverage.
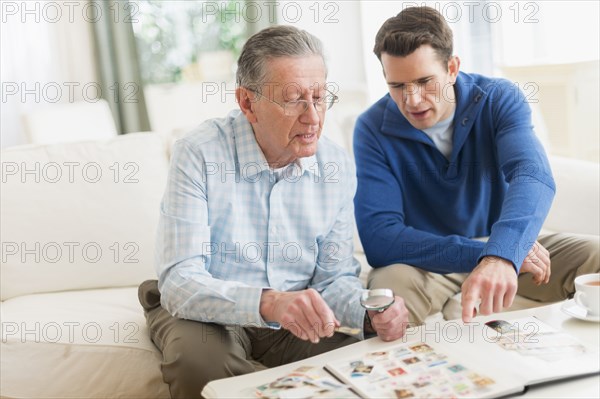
[462,117,469,126]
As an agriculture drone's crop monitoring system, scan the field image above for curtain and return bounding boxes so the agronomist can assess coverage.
[90,0,150,134]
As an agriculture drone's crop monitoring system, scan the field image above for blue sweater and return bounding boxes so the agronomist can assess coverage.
[354,72,556,273]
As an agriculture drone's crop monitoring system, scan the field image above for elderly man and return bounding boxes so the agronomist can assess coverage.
[355,6,599,325]
[138,25,409,397]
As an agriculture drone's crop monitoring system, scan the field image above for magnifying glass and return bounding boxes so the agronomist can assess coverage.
[360,289,395,312]
[334,289,395,335]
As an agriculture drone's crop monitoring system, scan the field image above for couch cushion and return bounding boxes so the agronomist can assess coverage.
[0,133,169,300]
[0,287,170,398]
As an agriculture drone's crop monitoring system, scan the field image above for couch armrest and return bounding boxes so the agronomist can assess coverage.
[544,156,599,235]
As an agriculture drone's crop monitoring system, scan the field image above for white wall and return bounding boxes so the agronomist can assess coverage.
[277,1,367,97]
[493,1,600,68]
[503,61,600,163]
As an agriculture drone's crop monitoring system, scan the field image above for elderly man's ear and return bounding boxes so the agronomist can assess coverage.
[237,87,258,123]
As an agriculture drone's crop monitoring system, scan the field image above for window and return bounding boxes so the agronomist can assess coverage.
[492,1,599,67]
[132,0,247,84]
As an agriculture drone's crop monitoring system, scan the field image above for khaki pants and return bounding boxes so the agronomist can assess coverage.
[368,233,600,325]
[138,280,359,399]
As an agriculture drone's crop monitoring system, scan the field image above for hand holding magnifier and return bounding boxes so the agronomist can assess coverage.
[334,289,395,335]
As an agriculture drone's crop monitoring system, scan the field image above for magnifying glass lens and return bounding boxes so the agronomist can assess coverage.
[363,295,393,309]
[360,289,395,311]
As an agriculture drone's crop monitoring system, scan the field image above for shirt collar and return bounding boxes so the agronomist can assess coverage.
[297,154,320,177]
[232,111,271,177]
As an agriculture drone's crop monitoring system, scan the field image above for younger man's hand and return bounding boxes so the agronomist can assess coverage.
[520,241,551,285]
[461,256,518,323]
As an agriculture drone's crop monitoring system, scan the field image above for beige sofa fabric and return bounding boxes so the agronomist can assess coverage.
[0,133,169,300]
[1,287,170,398]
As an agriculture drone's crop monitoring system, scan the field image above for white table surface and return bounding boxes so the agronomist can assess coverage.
[202,301,600,398]
[507,301,600,398]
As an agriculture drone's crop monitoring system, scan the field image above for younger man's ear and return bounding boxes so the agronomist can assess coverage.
[236,87,258,123]
[448,56,461,83]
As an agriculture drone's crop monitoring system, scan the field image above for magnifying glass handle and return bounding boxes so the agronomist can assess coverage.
[334,326,361,335]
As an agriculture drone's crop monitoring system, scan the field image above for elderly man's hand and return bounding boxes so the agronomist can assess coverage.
[260,289,338,343]
[368,296,409,341]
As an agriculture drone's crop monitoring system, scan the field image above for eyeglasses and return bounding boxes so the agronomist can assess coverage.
[250,89,338,116]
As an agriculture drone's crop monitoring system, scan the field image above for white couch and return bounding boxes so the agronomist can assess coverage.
[1,118,598,398]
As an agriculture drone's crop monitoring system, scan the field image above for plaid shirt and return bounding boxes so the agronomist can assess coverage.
[156,109,366,336]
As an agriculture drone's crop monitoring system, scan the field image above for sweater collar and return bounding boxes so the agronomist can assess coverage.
[380,72,487,160]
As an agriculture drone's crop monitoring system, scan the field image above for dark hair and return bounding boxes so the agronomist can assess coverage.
[236,25,326,91]
[373,6,453,67]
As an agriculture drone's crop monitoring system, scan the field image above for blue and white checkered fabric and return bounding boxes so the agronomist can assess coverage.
[156,109,365,336]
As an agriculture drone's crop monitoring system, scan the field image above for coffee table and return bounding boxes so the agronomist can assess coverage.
[202,301,600,398]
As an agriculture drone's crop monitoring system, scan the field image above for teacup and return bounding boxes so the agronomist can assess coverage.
[574,273,600,316]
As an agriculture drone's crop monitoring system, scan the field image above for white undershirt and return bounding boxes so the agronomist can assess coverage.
[270,161,300,182]
[271,165,288,182]
[422,111,455,160]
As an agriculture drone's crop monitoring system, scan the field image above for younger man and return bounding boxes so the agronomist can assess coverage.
[355,6,599,324]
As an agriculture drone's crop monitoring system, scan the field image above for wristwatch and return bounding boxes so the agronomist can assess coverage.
[364,311,373,332]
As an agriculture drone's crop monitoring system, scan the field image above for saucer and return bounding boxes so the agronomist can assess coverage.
[561,299,600,322]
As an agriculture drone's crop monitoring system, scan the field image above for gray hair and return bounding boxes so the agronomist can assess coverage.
[236,25,327,91]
